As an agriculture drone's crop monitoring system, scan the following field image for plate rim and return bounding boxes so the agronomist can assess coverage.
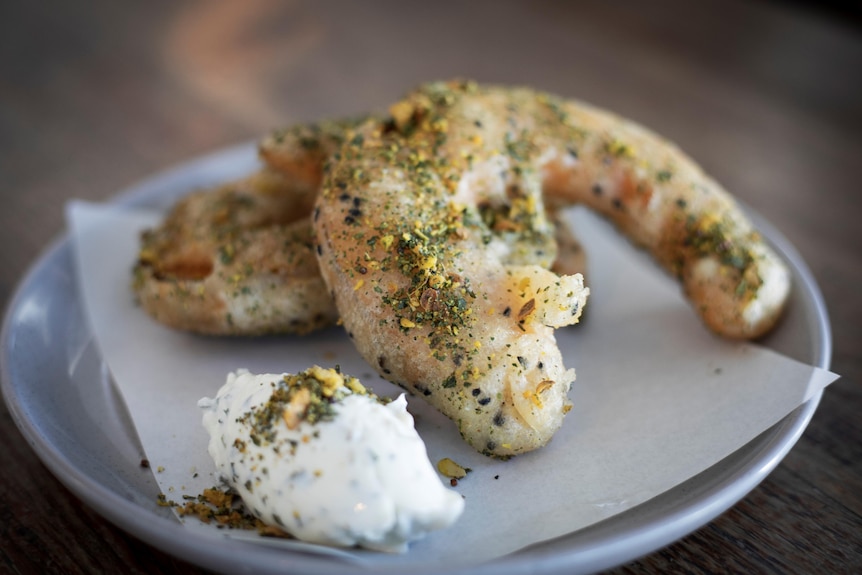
[0,143,833,575]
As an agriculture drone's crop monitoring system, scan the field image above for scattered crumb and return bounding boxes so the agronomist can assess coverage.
[159,487,294,538]
[437,457,471,480]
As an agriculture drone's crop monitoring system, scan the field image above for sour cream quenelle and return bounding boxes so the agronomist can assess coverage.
[198,367,464,552]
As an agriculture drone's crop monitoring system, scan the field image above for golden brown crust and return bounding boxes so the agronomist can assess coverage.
[133,169,337,335]
[314,83,592,457]
[314,79,790,456]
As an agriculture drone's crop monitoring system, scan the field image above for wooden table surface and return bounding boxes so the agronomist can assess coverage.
[1,1,860,573]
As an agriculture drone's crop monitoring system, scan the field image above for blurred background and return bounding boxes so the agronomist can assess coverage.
[1,1,860,573]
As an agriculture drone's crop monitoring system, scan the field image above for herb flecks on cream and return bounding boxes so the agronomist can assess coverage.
[198,367,464,553]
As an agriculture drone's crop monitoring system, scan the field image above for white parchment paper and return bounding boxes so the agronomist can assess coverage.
[67,199,837,569]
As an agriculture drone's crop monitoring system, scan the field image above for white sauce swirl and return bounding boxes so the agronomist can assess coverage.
[198,369,464,552]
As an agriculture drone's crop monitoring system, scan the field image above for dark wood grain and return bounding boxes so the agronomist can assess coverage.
[1,1,860,573]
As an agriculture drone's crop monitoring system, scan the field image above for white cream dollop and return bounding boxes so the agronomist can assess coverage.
[198,369,464,553]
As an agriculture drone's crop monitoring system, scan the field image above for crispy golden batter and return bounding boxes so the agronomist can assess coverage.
[133,169,336,335]
[314,80,789,457]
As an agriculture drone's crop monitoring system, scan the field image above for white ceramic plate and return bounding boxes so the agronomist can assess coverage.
[1,143,832,575]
